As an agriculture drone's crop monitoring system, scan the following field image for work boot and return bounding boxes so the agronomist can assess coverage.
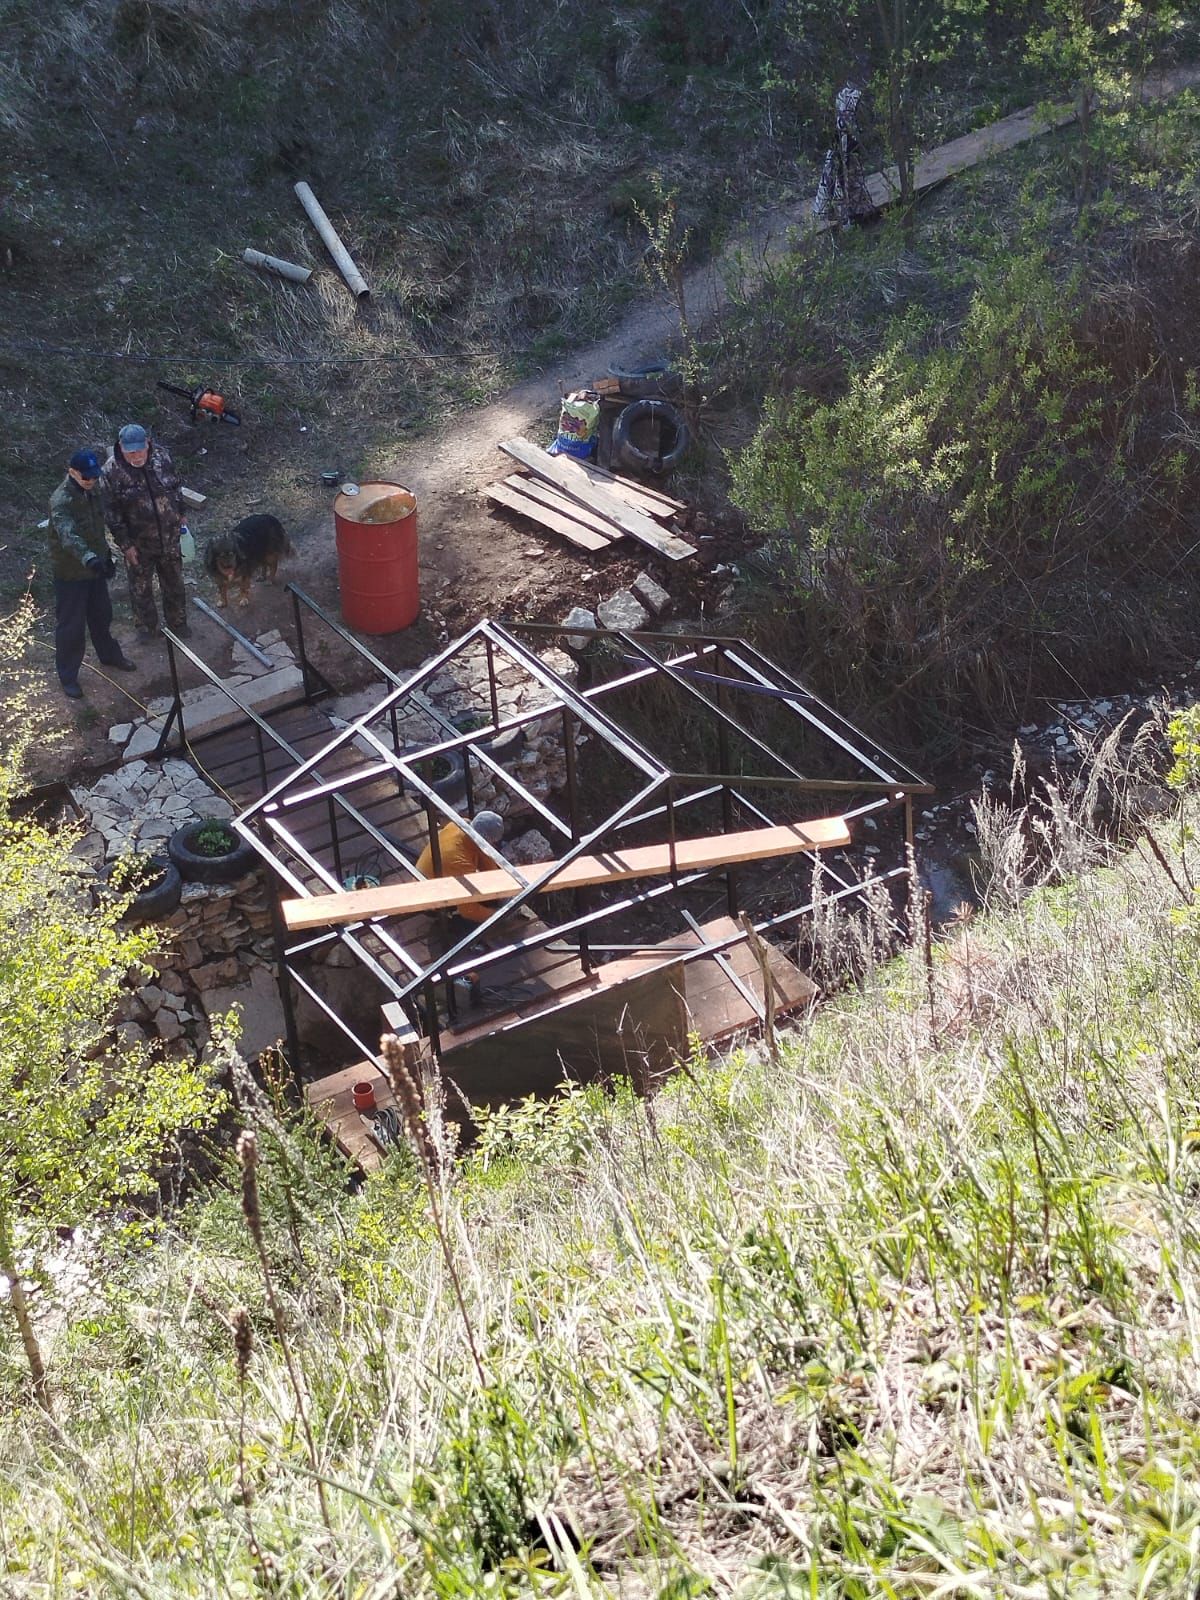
[106,655,138,672]
[61,681,83,700]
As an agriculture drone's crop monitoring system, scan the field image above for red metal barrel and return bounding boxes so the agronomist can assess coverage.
[333,482,419,634]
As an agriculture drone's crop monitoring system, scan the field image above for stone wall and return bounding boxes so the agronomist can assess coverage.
[71,759,282,1060]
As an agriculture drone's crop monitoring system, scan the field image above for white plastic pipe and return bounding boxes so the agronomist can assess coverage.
[293,182,370,299]
[243,247,312,285]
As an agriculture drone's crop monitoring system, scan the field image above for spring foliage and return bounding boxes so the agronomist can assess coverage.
[0,598,221,1398]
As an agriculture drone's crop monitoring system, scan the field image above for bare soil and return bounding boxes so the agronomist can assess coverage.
[26,214,800,789]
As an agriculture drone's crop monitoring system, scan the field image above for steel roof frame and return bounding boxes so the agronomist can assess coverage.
[230,621,926,1067]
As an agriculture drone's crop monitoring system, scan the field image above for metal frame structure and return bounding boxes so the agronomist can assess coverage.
[221,617,930,1078]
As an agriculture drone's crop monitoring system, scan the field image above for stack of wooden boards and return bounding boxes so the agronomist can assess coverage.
[487,436,695,562]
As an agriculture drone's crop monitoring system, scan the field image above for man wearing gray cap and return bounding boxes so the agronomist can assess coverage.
[102,422,189,642]
[415,810,509,932]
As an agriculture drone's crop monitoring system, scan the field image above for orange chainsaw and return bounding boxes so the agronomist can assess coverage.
[156,380,242,426]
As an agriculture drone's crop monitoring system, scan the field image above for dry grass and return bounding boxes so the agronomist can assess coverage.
[4,726,1200,1594]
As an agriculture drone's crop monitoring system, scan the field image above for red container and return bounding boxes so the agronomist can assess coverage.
[352,1080,377,1112]
[334,482,420,634]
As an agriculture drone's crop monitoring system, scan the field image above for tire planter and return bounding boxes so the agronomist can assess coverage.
[613,398,691,477]
[106,855,183,923]
[168,819,259,885]
[606,360,682,400]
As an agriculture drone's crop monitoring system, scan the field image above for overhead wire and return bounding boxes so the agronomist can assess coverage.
[0,339,505,367]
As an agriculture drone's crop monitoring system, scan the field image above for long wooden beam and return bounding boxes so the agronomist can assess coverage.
[281,816,852,932]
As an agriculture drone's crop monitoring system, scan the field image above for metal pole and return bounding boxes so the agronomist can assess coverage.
[260,814,304,1074]
[253,726,269,795]
[714,644,737,918]
[165,636,186,755]
[327,796,344,885]
[291,588,313,701]
[562,706,591,976]
[484,634,501,730]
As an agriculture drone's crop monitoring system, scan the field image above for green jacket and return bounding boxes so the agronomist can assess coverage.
[48,476,114,582]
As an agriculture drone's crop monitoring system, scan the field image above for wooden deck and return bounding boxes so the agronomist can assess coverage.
[306,914,816,1171]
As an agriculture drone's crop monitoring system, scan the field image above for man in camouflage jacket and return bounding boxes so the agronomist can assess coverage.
[48,447,138,698]
[102,421,189,639]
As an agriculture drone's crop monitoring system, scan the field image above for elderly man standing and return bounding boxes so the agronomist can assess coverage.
[102,422,189,642]
[48,448,138,699]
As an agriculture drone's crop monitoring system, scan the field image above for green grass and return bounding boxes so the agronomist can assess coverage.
[5,729,1200,1593]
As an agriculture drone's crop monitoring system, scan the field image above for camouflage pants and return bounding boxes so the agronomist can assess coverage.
[126,551,186,633]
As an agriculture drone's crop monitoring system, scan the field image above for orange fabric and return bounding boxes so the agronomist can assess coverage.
[415,822,496,923]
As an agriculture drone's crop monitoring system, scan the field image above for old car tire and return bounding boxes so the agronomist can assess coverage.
[606,361,682,400]
[168,819,259,885]
[612,398,691,476]
[111,856,183,922]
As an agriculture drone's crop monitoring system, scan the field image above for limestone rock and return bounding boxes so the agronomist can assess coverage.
[562,606,596,651]
[155,1010,184,1042]
[108,723,133,745]
[509,829,553,865]
[596,590,650,632]
[631,570,671,617]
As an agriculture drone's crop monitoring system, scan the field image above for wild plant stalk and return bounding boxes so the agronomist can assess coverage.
[230,1306,269,1581]
[380,1034,486,1386]
[236,1130,333,1534]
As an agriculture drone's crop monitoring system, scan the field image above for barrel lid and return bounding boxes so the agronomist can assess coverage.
[334,481,416,523]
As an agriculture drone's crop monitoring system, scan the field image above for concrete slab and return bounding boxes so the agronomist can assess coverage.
[200,963,286,1060]
[122,665,306,761]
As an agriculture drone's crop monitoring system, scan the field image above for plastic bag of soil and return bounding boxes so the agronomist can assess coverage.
[547,391,600,459]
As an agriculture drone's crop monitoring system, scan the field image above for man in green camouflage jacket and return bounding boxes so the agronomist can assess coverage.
[102,422,189,641]
[48,448,138,699]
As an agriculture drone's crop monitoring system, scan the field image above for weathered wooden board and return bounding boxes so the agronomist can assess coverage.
[559,461,683,521]
[441,961,689,1106]
[499,437,695,562]
[282,816,852,930]
[582,461,686,512]
[305,1062,395,1173]
[485,481,611,553]
[501,475,621,542]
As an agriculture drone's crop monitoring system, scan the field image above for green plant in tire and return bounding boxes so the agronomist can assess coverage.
[194,820,238,857]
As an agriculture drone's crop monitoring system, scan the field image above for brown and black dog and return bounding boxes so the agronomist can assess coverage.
[204,514,292,607]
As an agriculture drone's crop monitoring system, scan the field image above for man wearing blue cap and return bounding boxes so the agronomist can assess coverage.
[102,422,189,642]
[48,449,138,700]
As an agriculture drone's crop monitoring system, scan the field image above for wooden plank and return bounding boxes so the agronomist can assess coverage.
[181,486,207,507]
[485,481,612,553]
[305,1062,395,1173]
[499,438,695,562]
[512,456,682,521]
[282,816,852,931]
[561,464,681,521]
[571,460,686,514]
[501,475,622,542]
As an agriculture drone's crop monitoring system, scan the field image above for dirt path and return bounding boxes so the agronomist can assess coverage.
[32,63,1200,787]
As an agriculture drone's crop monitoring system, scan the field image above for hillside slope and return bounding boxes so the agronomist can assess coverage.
[5,723,1200,1596]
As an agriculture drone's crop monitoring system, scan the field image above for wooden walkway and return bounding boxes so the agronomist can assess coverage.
[854,63,1200,221]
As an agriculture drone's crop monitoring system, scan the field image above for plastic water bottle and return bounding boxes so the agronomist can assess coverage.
[179,523,196,562]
